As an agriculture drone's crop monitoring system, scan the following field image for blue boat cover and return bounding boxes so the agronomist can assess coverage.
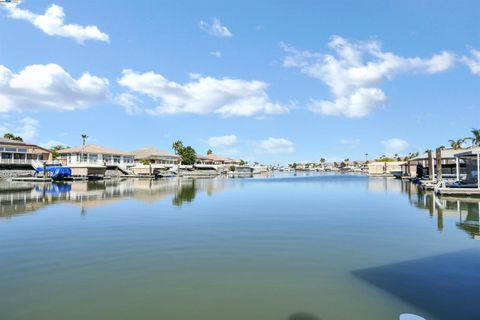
[35,166,72,178]
[35,183,72,195]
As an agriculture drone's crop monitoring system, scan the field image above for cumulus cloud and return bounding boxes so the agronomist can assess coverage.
[0,117,39,141]
[117,70,288,117]
[207,134,238,148]
[0,63,109,113]
[462,49,480,75]
[252,137,295,154]
[115,92,142,115]
[199,18,232,38]
[381,138,409,154]
[3,3,109,43]
[282,36,455,118]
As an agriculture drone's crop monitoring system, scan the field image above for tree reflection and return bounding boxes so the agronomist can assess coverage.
[172,180,197,206]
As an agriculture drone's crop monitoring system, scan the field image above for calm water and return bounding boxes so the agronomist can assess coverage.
[1,174,479,320]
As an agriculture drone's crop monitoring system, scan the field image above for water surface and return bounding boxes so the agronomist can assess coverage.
[1,174,479,320]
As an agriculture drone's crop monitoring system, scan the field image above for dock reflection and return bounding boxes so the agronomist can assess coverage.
[402,180,480,239]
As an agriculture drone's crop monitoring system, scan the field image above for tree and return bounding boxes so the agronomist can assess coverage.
[50,145,66,159]
[3,133,23,141]
[344,158,350,162]
[81,134,88,145]
[320,158,326,164]
[140,158,152,165]
[229,165,236,172]
[448,139,464,150]
[207,149,213,155]
[470,128,480,146]
[172,140,184,155]
[239,160,246,166]
[179,146,197,165]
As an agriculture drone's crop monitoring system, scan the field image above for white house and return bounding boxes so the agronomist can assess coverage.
[58,144,134,169]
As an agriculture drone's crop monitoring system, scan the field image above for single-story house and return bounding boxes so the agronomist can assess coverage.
[131,147,180,165]
[368,161,405,176]
[403,148,466,179]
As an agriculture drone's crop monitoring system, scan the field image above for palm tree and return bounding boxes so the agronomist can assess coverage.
[172,140,184,155]
[448,139,464,150]
[470,128,480,146]
[207,149,213,155]
[81,134,88,162]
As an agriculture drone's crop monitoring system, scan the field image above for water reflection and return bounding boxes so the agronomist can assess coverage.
[0,177,235,218]
[401,180,480,239]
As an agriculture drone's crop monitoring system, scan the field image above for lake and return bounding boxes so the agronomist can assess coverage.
[1,174,479,320]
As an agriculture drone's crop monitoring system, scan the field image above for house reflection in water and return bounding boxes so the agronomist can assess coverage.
[402,180,480,239]
[0,177,236,218]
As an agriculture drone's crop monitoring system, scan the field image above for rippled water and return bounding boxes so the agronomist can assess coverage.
[1,174,479,320]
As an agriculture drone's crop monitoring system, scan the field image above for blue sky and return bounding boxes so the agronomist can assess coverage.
[0,0,479,164]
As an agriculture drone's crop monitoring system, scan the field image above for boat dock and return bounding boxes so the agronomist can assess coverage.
[436,188,480,196]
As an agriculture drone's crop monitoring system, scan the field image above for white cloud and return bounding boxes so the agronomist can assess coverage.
[253,137,295,154]
[282,36,455,118]
[0,63,109,113]
[117,70,288,117]
[207,134,238,148]
[0,117,39,141]
[199,18,232,38]
[381,138,409,154]
[210,51,222,58]
[115,92,142,115]
[3,3,109,43]
[462,49,480,75]
[309,88,387,117]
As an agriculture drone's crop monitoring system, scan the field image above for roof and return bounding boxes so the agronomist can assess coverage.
[58,144,132,156]
[131,147,180,159]
[0,137,51,153]
[410,148,465,161]
[454,147,480,157]
[206,153,238,162]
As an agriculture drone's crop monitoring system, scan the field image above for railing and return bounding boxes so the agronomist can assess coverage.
[0,158,30,164]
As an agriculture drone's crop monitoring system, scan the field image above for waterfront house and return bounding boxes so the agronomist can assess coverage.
[403,148,465,180]
[0,138,51,165]
[57,144,134,177]
[205,153,240,165]
[196,155,216,165]
[58,144,134,167]
[367,161,405,176]
[132,147,180,165]
[130,147,180,175]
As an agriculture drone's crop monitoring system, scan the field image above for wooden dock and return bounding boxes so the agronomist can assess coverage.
[11,177,52,182]
[437,188,480,196]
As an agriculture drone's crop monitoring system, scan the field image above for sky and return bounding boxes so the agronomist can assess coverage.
[0,0,479,164]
